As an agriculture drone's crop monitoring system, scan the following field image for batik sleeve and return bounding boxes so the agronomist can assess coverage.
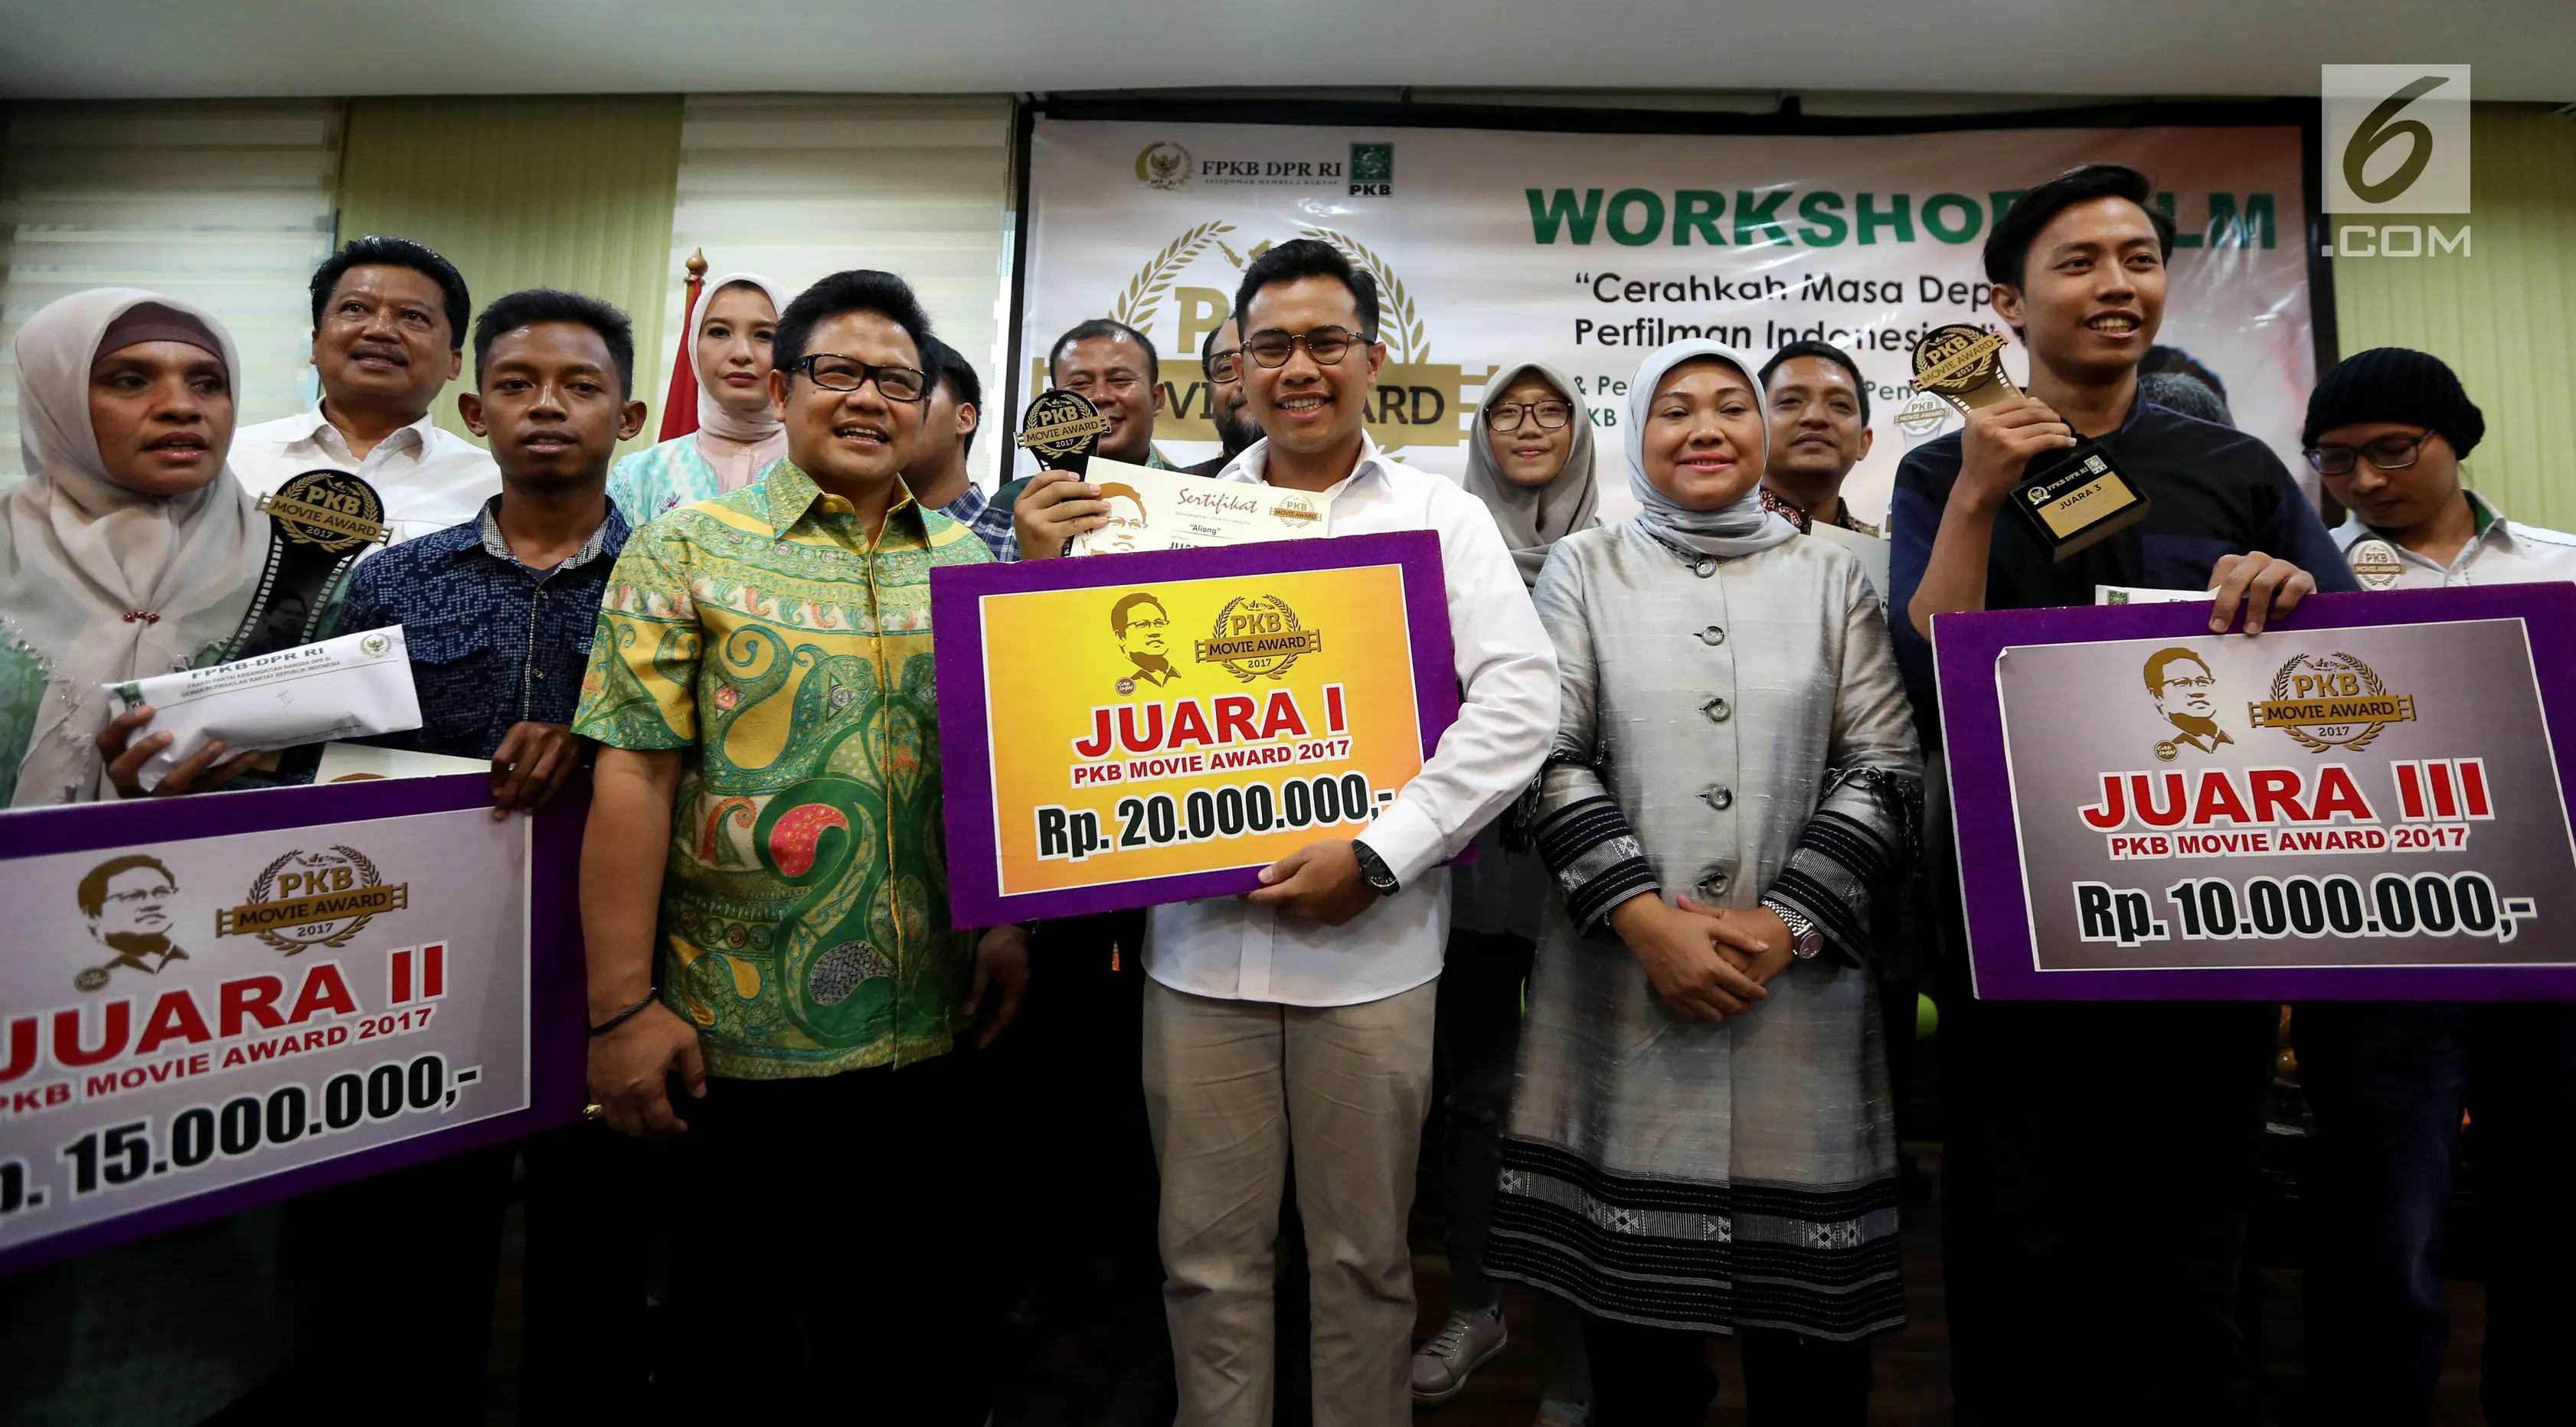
[571,521,702,751]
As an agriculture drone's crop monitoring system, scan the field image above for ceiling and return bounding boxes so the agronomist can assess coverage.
[0,1,2570,103]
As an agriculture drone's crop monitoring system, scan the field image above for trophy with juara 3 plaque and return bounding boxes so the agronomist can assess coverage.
[1910,323,2150,560]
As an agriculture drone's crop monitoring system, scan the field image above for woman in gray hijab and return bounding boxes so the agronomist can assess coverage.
[1484,339,1921,1427]
[1412,363,1598,1409]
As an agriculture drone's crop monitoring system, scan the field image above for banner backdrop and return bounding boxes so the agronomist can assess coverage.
[1019,113,2316,524]
[0,775,586,1275]
[933,531,1459,925]
[1938,587,2576,1001]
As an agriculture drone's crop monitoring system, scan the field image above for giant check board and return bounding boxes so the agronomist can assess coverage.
[0,776,586,1275]
[933,531,1460,924]
[1937,586,2576,999]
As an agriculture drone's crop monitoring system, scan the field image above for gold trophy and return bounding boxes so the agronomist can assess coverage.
[1015,388,1110,478]
[1911,324,2151,560]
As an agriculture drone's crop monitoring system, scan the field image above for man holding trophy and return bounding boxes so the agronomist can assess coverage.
[1888,163,2358,1423]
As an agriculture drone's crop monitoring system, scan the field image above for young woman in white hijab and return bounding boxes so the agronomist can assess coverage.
[1486,340,1921,1427]
[1412,361,1600,1409]
[606,272,792,524]
[0,287,273,805]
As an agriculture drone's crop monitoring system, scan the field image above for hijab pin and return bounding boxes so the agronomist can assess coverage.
[123,611,161,625]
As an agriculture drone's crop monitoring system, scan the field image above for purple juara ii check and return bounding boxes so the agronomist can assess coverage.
[0,772,587,1277]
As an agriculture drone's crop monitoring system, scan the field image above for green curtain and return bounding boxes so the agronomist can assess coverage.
[335,96,684,462]
[2333,104,2576,528]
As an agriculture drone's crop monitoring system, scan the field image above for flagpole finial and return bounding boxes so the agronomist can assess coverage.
[660,250,715,444]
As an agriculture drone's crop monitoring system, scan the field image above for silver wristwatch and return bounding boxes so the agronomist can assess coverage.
[1763,898,1826,959]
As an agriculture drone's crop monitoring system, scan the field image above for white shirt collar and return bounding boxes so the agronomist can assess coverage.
[2466,490,2525,556]
[2335,488,2542,576]
[289,398,439,457]
[1217,432,1398,495]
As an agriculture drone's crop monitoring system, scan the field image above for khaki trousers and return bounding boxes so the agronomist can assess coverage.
[1143,976,1437,1427]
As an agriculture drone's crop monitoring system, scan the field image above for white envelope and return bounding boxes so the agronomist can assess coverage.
[104,625,424,790]
[2095,585,2219,605]
[312,741,489,783]
[1071,459,1335,557]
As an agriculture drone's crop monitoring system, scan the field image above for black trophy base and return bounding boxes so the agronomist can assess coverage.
[2009,438,2152,561]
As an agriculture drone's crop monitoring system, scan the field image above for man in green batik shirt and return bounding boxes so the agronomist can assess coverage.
[571,269,1028,1424]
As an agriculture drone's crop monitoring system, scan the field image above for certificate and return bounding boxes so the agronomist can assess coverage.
[932,531,1457,923]
[1069,459,1334,557]
[1936,584,2576,1000]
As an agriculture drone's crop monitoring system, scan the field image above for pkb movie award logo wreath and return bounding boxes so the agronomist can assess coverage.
[1197,595,1322,683]
[2252,652,2417,753]
[217,845,408,955]
[1101,220,1478,454]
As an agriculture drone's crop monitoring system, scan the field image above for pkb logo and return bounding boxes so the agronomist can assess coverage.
[2322,65,2471,259]
[1349,143,1394,198]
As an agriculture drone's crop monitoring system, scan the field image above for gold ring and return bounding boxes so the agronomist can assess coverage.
[582,1102,604,1122]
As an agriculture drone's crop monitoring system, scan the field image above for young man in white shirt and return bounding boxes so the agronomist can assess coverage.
[230,237,502,544]
[1016,239,1559,1425]
[2296,347,2576,1426]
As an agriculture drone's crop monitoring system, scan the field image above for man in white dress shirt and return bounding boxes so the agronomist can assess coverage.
[230,236,501,545]
[2296,347,2576,1425]
[1016,239,1558,1425]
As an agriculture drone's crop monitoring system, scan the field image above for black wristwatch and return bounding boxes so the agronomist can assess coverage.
[1352,839,1400,896]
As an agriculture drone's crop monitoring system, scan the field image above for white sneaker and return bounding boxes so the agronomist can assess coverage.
[1411,1308,1509,1405]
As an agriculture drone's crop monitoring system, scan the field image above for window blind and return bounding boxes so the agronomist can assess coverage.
[663,94,1017,489]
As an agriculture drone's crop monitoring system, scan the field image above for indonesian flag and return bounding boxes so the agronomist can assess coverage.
[655,250,708,442]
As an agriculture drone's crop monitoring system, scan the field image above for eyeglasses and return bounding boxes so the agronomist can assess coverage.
[793,354,928,403]
[1488,401,1572,433]
[1205,348,1242,384]
[1241,327,1369,369]
[2306,429,2434,476]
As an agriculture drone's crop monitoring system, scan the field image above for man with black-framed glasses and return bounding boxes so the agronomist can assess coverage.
[2310,346,2574,589]
[572,268,1029,1423]
[1022,237,1558,1425]
[2296,345,2576,1426]
[1186,315,1258,477]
